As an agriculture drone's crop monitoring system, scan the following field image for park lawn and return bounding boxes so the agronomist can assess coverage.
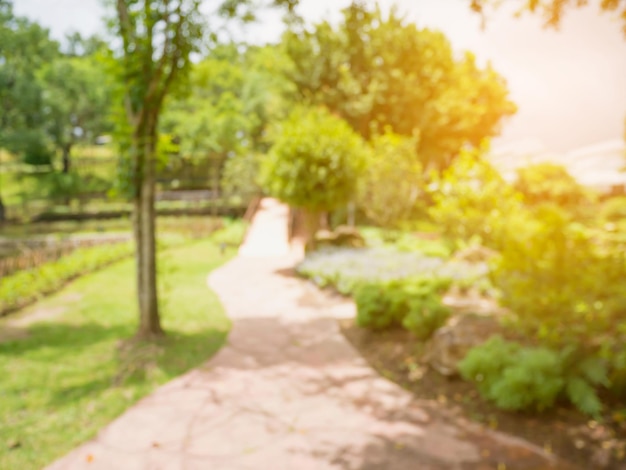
[0,238,234,469]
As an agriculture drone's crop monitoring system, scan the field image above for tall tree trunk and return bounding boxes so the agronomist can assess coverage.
[303,208,321,253]
[62,143,72,174]
[0,195,5,223]
[133,115,162,339]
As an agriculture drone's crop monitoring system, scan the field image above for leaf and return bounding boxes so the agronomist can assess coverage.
[578,356,610,387]
[566,377,603,417]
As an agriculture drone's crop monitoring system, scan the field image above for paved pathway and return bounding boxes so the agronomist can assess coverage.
[48,199,573,470]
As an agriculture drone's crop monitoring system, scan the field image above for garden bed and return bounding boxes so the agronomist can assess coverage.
[339,318,626,470]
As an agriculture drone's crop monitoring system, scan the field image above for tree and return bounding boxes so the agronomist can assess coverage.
[160,43,293,200]
[469,0,626,36]
[0,0,58,221]
[110,0,297,338]
[356,132,424,229]
[40,55,113,172]
[281,3,516,171]
[110,0,205,338]
[0,0,59,165]
[261,106,367,245]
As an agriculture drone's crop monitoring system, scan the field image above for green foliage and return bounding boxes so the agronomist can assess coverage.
[354,280,405,330]
[221,152,262,204]
[8,129,54,165]
[355,277,451,339]
[459,337,608,416]
[0,243,134,315]
[261,106,367,212]
[429,145,523,249]
[0,2,59,163]
[39,55,113,161]
[282,3,516,171]
[43,171,110,201]
[357,132,425,229]
[514,163,593,214]
[599,196,626,223]
[491,203,626,348]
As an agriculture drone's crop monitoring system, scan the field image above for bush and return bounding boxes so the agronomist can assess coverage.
[354,280,406,330]
[491,203,626,348]
[355,277,451,339]
[599,196,626,223]
[44,171,109,201]
[514,162,594,214]
[261,106,367,213]
[0,243,134,315]
[428,146,523,250]
[401,280,451,339]
[459,336,608,416]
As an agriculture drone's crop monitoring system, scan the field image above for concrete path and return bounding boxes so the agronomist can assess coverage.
[48,198,572,470]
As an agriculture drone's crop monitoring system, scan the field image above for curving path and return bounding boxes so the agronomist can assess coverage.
[48,199,574,470]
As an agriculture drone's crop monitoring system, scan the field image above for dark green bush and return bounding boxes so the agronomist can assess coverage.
[459,336,608,416]
[355,277,451,339]
[45,172,109,201]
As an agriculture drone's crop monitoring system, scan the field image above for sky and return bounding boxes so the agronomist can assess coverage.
[12,0,626,156]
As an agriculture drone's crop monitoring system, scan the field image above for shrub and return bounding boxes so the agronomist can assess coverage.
[0,243,134,315]
[44,171,109,201]
[491,203,626,348]
[355,277,451,339]
[459,337,608,416]
[261,106,367,214]
[354,280,406,330]
[514,162,594,214]
[599,196,626,223]
[401,283,451,339]
[428,146,523,250]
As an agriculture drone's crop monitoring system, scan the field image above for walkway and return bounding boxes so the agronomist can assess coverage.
[48,199,572,470]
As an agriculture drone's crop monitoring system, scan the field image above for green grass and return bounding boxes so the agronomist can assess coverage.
[0,238,235,469]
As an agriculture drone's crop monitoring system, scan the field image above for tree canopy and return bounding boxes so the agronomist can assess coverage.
[0,0,59,164]
[261,106,367,213]
[282,3,516,171]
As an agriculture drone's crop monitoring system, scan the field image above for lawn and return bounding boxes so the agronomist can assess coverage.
[0,238,234,469]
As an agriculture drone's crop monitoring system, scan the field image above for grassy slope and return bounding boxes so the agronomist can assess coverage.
[0,238,234,469]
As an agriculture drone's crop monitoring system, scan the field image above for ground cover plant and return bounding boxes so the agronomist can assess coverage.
[0,242,134,316]
[296,246,487,296]
[0,237,235,469]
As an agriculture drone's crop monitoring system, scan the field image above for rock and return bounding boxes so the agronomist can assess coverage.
[422,313,504,377]
[314,226,366,249]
